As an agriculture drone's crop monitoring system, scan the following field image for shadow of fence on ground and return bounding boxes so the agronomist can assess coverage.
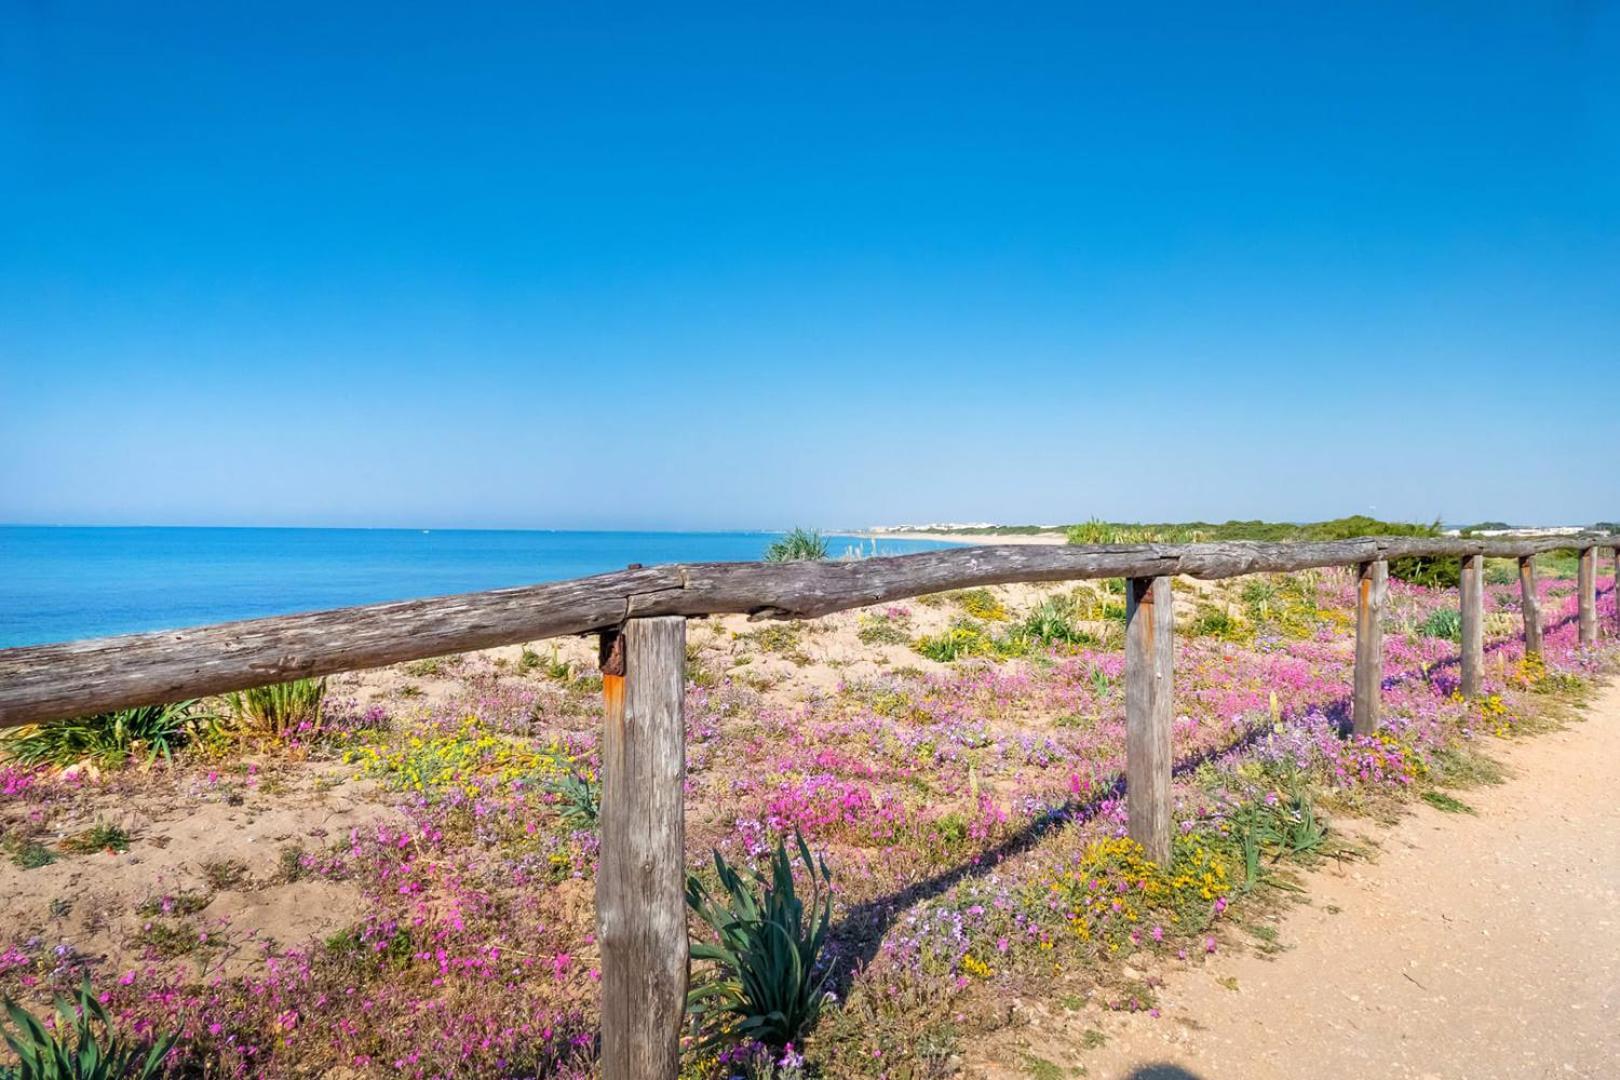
[825,582,1615,992]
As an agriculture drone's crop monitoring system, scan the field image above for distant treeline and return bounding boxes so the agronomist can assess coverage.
[902,516,1615,541]
[1061,514,1439,547]
[891,516,1612,587]
[1054,516,1451,587]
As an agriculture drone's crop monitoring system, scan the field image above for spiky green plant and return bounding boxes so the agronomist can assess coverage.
[0,704,199,769]
[542,769,599,830]
[763,528,829,563]
[911,621,994,662]
[1418,607,1463,642]
[1014,597,1095,649]
[4,837,55,870]
[1090,665,1113,699]
[686,831,834,1051]
[224,677,327,740]
[1229,789,1328,892]
[59,822,130,856]
[0,979,176,1079]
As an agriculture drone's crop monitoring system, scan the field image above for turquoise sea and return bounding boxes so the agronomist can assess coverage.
[0,527,955,648]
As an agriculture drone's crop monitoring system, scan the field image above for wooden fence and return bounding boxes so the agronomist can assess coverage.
[1,532,1618,1078]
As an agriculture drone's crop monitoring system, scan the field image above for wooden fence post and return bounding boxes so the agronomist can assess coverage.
[1518,556,1542,658]
[1352,559,1386,736]
[1578,546,1597,646]
[1459,554,1484,698]
[598,616,688,1080]
[1125,576,1173,866]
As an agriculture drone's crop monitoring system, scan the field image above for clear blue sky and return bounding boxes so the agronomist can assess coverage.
[2,3,1616,530]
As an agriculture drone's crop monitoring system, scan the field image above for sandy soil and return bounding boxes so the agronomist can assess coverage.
[2,579,1106,981]
[2,760,388,980]
[983,680,1620,1080]
[8,574,1609,1079]
[0,575,1245,989]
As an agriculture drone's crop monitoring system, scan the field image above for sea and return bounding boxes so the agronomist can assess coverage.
[0,527,956,648]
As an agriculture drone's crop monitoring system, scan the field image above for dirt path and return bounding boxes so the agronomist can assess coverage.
[1064,680,1620,1080]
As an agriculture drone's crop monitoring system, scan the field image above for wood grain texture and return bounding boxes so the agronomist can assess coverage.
[1460,555,1485,699]
[3,533,1616,729]
[1352,560,1387,736]
[596,617,687,1080]
[1519,556,1543,658]
[1125,576,1173,866]
[1578,547,1598,646]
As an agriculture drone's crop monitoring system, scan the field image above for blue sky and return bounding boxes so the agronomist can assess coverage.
[2,2,1616,530]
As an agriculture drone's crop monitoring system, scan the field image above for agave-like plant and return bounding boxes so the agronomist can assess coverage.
[685,831,835,1051]
[1015,597,1090,648]
[1,979,176,1079]
[223,677,327,740]
[763,528,828,563]
[542,769,600,830]
[1418,607,1463,642]
[0,703,199,769]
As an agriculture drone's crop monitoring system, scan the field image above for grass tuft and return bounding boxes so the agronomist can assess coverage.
[224,678,327,741]
[1421,791,1476,815]
[0,978,177,1078]
[764,528,829,563]
[1,703,201,769]
[60,820,131,855]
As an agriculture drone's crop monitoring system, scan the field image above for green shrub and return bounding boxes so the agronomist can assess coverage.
[1065,515,1458,587]
[1011,598,1096,650]
[1,703,201,769]
[59,822,129,856]
[764,528,829,563]
[1186,604,1248,642]
[1090,665,1115,700]
[1390,555,1459,589]
[1065,518,1116,545]
[686,831,834,1051]
[1228,789,1328,892]
[1239,578,1279,621]
[1,979,176,1079]
[1540,551,1583,579]
[1065,518,1206,545]
[949,588,1008,621]
[1418,608,1462,641]
[1421,791,1475,814]
[517,646,573,680]
[1076,591,1127,623]
[224,678,327,740]
[912,621,994,662]
[4,838,55,871]
[856,614,910,646]
[542,769,600,830]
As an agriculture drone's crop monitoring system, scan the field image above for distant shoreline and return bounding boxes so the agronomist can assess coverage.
[855,530,1068,546]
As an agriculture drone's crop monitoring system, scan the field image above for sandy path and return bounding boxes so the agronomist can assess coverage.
[1074,680,1620,1080]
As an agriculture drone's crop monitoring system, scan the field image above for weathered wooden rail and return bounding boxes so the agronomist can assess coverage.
[1,532,1617,1079]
